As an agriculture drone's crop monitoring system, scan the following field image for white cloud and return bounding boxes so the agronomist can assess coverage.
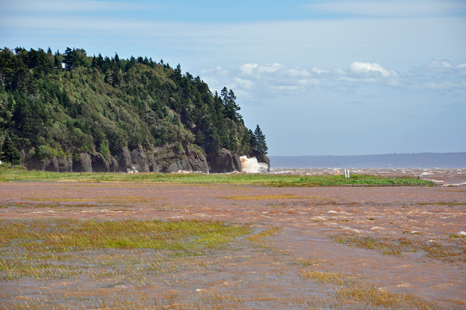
[312,66,329,74]
[411,60,466,79]
[238,63,257,75]
[201,60,466,99]
[424,60,454,72]
[349,61,398,78]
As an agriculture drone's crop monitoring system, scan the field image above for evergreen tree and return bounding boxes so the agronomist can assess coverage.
[64,47,77,69]
[254,125,268,154]
[1,135,21,167]
[248,129,257,152]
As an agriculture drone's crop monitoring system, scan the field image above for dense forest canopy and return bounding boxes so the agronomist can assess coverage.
[0,47,267,167]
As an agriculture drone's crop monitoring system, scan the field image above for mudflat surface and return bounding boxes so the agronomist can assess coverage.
[0,181,465,309]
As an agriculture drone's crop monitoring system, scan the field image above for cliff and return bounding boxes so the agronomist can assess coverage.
[0,47,269,173]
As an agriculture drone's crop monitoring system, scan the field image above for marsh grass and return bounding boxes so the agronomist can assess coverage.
[295,258,326,267]
[1,218,446,310]
[247,227,280,242]
[0,219,253,286]
[330,234,466,263]
[0,219,251,253]
[5,293,328,310]
[299,270,355,285]
[298,267,442,309]
[417,202,466,206]
[0,170,435,187]
[335,283,442,310]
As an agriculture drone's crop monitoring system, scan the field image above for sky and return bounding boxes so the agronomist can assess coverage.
[1,0,465,156]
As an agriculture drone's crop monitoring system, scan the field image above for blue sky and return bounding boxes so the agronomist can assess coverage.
[1,0,465,156]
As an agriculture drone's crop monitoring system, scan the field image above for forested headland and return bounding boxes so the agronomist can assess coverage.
[0,47,269,173]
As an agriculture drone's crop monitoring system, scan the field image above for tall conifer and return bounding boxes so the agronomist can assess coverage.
[254,125,268,154]
[1,135,21,167]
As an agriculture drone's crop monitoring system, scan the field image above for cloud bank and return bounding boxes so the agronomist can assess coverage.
[200,60,466,99]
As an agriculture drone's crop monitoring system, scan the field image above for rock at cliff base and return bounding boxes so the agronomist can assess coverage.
[208,148,239,173]
[251,151,270,172]
[73,153,93,172]
[118,147,132,172]
[92,153,110,172]
[131,149,150,172]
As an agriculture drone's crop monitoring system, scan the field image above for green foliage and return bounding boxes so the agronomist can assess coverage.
[0,134,21,166]
[254,125,268,154]
[248,125,268,155]
[99,140,110,160]
[36,145,54,161]
[0,47,267,161]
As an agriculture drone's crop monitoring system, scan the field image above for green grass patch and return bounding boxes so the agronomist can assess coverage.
[0,169,435,187]
[0,219,251,253]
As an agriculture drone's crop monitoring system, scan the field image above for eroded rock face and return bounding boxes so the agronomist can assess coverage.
[58,157,71,172]
[208,148,240,173]
[131,149,150,172]
[106,155,118,172]
[149,144,209,173]
[186,147,209,173]
[73,153,93,172]
[23,154,73,172]
[21,144,211,174]
[118,147,132,172]
[23,156,46,171]
[251,151,271,172]
[92,153,109,173]
[232,153,241,172]
[43,157,59,172]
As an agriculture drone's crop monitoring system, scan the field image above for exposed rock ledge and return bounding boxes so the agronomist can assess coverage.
[21,146,269,174]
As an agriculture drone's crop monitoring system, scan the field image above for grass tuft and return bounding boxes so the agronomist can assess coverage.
[300,269,355,285]
[335,283,442,309]
[330,233,466,263]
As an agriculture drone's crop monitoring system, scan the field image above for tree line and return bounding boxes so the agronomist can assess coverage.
[0,47,267,166]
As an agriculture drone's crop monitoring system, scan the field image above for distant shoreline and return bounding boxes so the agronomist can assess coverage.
[269,152,466,168]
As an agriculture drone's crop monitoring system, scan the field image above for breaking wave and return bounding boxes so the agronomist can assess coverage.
[240,156,268,173]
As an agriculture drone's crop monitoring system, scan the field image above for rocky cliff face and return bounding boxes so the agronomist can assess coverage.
[251,151,271,172]
[207,148,241,173]
[22,144,210,174]
[22,146,270,174]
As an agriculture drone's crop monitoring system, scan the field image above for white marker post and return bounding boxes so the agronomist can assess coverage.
[345,169,350,178]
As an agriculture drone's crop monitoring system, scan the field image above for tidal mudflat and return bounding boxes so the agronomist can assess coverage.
[0,180,465,309]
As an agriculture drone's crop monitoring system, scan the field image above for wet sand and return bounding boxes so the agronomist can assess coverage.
[0,175,465,309]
